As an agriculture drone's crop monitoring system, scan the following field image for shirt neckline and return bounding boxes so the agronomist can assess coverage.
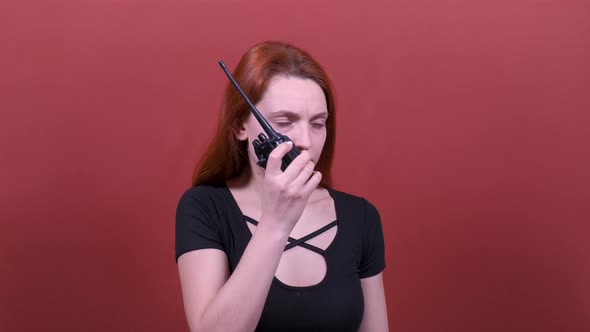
[221,183,342,291]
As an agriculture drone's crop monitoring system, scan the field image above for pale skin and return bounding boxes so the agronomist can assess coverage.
[177,76,389,331]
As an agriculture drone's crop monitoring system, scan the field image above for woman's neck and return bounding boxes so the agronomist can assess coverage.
[227,164,326,202]
[226,164,264,194]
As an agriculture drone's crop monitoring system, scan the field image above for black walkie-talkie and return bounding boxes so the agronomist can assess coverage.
[219,60,301,171]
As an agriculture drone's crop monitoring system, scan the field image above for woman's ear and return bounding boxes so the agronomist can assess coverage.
[235,123,248,141]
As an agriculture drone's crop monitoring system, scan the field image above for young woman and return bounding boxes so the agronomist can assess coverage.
[176,41,389,332]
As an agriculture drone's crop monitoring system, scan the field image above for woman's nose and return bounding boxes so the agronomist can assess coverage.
[292,124,312,151]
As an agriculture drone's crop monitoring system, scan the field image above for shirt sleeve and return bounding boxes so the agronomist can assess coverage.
[175,187,225,262]
[358,199,386,278]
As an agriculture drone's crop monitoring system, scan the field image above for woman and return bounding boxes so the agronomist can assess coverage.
[176,41,389,331]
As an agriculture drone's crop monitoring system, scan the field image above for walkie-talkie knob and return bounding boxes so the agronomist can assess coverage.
[252,140,260,148]
[258,133,267,141]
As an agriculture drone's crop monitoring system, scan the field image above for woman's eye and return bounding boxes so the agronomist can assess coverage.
[311,123,325,129]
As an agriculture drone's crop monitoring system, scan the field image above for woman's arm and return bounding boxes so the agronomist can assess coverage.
[178,224,290,332]
[177,144,322,332]
[359,272,389,332]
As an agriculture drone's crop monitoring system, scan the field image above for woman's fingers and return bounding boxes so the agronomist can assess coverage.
[290,160,316,189]
[265,143,319,195]
[282,150,312,180]
[265,141,294,175]
[302,171,322,195]
[261,144,321,232]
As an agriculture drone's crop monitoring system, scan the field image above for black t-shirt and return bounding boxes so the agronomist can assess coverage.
[175,184,385,331]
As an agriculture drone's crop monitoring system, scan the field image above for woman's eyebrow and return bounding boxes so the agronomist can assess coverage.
[270,110,328,119]
[310,112,329,120]
[270,110,298,118]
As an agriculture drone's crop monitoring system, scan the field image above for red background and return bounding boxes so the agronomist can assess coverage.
[1,0,589,331]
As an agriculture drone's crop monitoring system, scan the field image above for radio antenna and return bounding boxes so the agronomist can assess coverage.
[218,60,277,139]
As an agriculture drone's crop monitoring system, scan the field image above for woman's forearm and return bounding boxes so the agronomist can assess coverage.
[193,222,288,332]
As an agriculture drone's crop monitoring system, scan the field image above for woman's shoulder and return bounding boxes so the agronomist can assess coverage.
[326,186,371,206]
[180,183,227,198]
[176,183,237,230]
[326,187,381,219]
[178,183,231,209]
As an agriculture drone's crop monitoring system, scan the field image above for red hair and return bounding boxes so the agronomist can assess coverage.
[192,41,336,187]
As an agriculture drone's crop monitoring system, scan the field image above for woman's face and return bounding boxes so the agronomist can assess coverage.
[237,75,328,169]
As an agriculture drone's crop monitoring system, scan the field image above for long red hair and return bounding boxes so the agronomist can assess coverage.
[192,41,336,187]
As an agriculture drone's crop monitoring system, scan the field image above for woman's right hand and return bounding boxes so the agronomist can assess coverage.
[259,141,322,235]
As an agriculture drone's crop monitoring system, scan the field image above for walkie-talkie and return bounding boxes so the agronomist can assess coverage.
[219,60,301,171]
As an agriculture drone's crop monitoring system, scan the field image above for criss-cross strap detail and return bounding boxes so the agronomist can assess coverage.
[245,217,338,254]
[283,220,338,252]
